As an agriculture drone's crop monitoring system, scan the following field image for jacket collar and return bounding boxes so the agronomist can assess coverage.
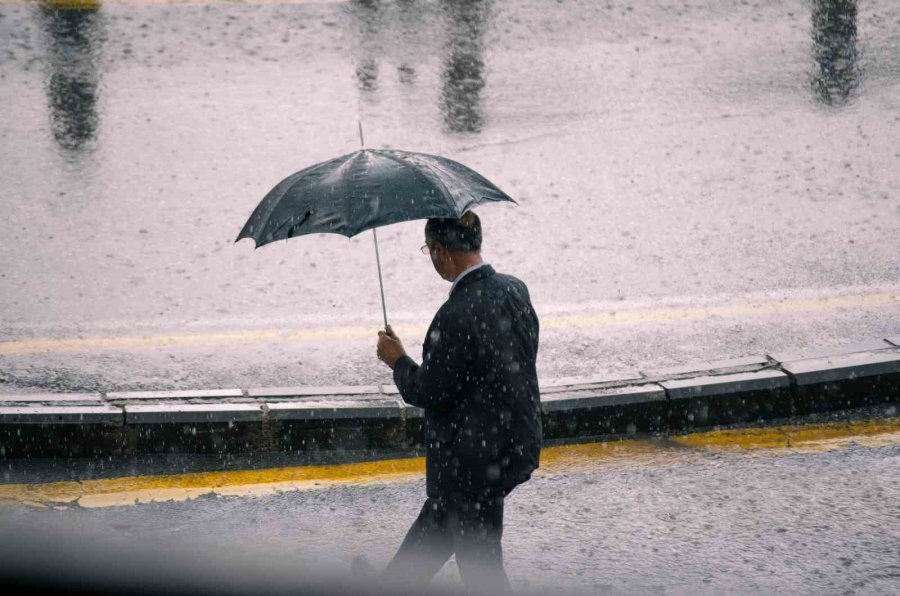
[450,264,495,296]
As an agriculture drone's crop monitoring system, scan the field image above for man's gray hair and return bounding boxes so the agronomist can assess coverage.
[425,211,482,252]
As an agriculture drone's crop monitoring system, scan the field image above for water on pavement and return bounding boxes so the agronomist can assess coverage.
[1,428,898,595]
[1,0,899,392]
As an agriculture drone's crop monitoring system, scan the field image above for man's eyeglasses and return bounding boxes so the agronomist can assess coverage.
[420,244,431,255]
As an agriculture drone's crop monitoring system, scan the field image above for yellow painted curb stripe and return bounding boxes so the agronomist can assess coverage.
[2,291,897,356]
[0,457,426,508]
[1,418,898,509]
[670,417,900,450]
[0,442,655,509]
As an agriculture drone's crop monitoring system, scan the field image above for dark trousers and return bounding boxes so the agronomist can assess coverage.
[383,493,512,594]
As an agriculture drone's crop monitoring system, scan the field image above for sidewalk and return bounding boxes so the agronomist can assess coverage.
[1,336,898,460]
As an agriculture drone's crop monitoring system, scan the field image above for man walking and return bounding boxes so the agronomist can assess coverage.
[375,211,541,594]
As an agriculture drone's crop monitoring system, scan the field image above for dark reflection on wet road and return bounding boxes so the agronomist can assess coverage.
[810,0,860,106]
[37,1,104,152]
[440,0,488,133]
[352,0,381,93]
[349,0,488,132]
[394,0,418,86]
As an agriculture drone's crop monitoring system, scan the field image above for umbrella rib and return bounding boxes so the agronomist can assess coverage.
[423,157,501,209]
[417,159,465,217]
[243,153,354,242]
[419,158,465,211]
[376,150,460,218]
[416,152,516,206]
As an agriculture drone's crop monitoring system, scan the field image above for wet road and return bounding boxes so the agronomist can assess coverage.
[1,0,899,392]
[2,420,899,595]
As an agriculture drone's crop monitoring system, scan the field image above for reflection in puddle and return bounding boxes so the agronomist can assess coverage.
[352,0,381,93]
[395,0,419,85]
[440,0,488,133]
[810,0,860,106]
[38,1,104,153]
[348,0,490,133]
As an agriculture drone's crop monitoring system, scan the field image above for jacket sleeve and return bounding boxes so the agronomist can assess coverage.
[392,311,469,412]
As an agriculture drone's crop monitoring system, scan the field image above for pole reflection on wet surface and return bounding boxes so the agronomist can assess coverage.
[37,0,105,153]
[810,0,860,106]
[440,0,488,133]
[351,0,381,93]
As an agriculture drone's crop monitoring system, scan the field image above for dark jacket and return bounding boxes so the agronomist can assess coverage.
[393,265,541,498]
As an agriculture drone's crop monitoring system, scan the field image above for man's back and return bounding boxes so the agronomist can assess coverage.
[393,264,541,497]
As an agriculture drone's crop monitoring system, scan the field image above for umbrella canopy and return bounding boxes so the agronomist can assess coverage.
[235,149,515,248]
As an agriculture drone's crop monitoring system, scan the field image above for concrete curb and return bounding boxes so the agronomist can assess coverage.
[1,337,898,459]
[0,405,122,425]
[108,389,245,401]
[124,404,263,424]
[0,393,103,403]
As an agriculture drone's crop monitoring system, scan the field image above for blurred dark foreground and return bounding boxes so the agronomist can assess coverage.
[0,517,463,596]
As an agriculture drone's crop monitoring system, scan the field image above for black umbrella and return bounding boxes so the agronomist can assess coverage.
[235,131,515,327]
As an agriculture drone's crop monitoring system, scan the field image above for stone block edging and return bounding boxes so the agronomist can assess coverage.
[0,337,897,458]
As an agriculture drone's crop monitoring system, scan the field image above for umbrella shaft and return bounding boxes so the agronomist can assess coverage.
[372,228,388,329]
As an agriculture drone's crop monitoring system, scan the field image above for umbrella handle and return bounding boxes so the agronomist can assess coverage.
[372,228,388,329]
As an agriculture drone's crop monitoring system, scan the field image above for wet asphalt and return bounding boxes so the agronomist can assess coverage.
[2,432,898,595]
[0,0,899,392]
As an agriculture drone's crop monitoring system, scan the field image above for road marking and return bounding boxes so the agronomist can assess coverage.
[0,457,426,508]
[1,291,897,356]
[669,418,900,452]
[1,418,897,509]
[541,290,900,330]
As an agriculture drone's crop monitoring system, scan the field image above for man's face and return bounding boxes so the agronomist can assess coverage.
[425,237,453,282]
